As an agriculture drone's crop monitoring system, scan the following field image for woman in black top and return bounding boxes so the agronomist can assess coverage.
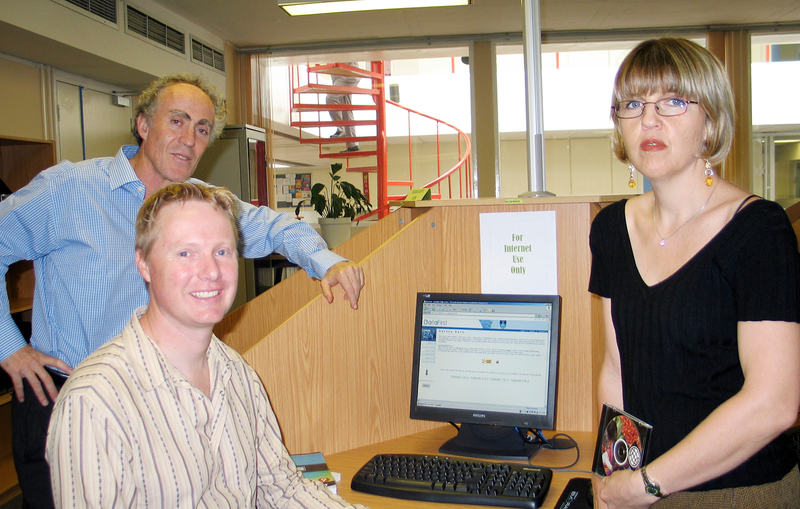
[589,38,800,508]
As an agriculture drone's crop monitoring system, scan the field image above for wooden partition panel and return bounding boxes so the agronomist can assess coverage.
[215,208,416,354]
[217,198,614,456]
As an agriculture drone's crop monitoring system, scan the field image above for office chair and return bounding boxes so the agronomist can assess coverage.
[785,202,800,464]
[784,200,800,251]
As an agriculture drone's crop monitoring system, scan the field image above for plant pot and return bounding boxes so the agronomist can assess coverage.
[318,217,352,248]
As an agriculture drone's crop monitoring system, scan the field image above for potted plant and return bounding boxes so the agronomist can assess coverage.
[310,163,372,247]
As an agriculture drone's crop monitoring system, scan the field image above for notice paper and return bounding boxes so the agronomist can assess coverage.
[479,211,558,295]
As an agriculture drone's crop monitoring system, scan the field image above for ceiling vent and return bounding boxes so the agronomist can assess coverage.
[192,39,225,72]
[127,5,185,55]
[57,0,117,24]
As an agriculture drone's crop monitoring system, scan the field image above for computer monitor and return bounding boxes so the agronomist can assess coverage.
[409,292,561,461]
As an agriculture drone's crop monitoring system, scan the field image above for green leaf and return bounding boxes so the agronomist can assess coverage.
[309,194,326,216]
[308,162,373,221]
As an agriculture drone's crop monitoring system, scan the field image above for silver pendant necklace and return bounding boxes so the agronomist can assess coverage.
[653,183,718,247]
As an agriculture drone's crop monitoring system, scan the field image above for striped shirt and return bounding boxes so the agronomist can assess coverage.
[46,308,368,509]
[0,145,345,367]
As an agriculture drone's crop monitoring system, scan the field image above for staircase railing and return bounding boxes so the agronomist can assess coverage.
[386,98,472,200]
[357,100,473,221]
[288,63,472,221]
[288,64,380,152]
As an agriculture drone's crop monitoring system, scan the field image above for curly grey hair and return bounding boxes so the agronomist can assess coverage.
[133,73,227,145]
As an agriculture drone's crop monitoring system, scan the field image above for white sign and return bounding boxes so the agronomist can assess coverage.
[480,211,558,295]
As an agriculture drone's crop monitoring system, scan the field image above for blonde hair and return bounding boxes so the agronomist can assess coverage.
[610,37,734,166]
[133,73,227,144]
[136,182,240,260]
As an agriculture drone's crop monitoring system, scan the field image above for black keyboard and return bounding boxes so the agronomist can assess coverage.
[351,453,552,508]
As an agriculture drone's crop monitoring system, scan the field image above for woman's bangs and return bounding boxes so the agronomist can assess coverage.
[617,62,690,100]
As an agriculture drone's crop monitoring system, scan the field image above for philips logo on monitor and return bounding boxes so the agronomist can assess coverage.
[423,319,447,326]
[472,413,486,419]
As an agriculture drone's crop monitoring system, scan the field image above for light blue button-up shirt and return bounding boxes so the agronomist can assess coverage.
[0,145,345,368]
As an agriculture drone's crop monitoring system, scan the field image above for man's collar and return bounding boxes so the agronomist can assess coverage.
[125,306,173,391]
[108,145,144,191]
[125,307,233,392]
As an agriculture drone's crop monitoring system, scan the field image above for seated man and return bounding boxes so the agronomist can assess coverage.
[46,182,368,509]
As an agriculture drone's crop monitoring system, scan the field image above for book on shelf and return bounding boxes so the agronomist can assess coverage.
[592,403,653,477]
[292,452,339,494]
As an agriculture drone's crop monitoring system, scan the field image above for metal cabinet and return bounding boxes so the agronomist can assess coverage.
[193,125,268,310]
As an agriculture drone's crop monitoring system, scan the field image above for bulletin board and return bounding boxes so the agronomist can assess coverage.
[275,173,312,208]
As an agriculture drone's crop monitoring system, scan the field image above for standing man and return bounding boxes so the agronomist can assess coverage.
[0,73,365,509]
[327,63,361,152]
[47,182,369,509]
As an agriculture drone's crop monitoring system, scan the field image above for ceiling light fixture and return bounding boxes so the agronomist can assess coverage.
[279,0,470,16]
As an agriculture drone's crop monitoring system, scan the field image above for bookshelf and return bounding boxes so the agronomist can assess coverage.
[0,135,54,317]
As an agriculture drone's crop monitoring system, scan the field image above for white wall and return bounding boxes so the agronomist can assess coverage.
[0,0,227,92]
[500,137,639,198]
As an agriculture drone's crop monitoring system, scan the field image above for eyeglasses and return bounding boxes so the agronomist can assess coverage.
[613,97,699,119]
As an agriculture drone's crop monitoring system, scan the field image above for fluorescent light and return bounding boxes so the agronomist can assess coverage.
[279,0,470,16]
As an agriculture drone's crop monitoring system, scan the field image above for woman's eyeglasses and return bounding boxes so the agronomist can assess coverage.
[613,97,698,119]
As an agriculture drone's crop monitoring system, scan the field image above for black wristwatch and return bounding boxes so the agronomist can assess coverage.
[641,467,665,498]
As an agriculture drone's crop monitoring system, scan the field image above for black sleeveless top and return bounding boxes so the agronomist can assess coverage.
[589,198,800,491]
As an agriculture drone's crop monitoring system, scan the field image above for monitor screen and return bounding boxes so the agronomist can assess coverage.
[409,292,561,461]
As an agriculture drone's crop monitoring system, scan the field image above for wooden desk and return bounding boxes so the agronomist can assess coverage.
[327,426,594,509]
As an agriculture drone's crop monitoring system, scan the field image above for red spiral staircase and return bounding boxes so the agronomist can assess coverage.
[289,61,472,219]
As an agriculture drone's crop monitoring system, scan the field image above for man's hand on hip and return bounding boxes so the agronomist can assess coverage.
[0,345,73,405]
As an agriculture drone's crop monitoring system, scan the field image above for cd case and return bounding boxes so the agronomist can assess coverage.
[592,403,652,477]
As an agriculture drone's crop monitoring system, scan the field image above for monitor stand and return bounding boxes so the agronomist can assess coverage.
[438,424,542,462]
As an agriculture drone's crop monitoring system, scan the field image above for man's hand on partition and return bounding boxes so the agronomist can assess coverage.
[0,345,73,406]
[320,261,365,310]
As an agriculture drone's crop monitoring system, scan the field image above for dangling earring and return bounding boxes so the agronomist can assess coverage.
[704,160,714,186]
[628,163,637,188]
